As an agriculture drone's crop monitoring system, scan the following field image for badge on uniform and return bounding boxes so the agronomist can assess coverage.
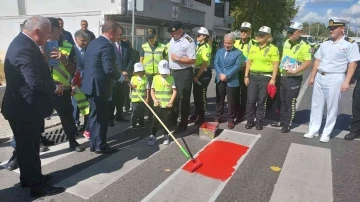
[264,47,270,57]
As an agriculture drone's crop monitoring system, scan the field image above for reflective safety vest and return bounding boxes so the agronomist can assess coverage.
[234,38,257,60]
[131,76,148,102]
[73,88,90,116]
[153,75,174,108]
[52,41,72,86]
[280,39,312,76]
[142,42,166,74]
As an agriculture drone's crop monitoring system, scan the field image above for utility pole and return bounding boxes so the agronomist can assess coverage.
[131,0,135,47]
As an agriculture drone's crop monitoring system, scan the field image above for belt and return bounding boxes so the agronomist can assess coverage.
[317,71,345,76]
[171,67,193,72]
[250,71,272,76]
[63,86,72,90]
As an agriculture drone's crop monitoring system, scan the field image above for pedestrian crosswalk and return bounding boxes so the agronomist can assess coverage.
[0,117,359,202]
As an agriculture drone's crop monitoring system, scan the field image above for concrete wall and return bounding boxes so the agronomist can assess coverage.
[0,0,19,16]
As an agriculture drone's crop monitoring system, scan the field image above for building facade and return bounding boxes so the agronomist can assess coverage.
[0,0,231,59]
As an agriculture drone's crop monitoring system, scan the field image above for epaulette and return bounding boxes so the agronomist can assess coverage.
[185,36,193,43]
[345,37,355,43]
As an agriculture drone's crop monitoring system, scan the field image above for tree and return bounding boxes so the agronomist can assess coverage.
[229,0,298,34]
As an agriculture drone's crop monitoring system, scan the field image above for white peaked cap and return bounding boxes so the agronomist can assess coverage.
[241,22,252,29]
[158,60,170,74]
[197,27,209,35]
[134,62,144,73]
[259,26,271,34]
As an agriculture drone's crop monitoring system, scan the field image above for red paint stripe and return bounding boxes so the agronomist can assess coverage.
[182,141,249,181]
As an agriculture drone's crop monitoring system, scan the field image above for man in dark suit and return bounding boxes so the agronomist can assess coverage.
[81,21,121,154]
[108,26,133,126]
[1,15,65,197]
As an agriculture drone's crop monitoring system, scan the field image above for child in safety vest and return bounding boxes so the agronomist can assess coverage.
[148,60,177,146]
[130,63,150,129]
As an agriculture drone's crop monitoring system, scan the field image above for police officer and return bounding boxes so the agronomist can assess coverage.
[234,22,257,120]
[244,26,280,130]
[47,17,85,152]
[271,22,312,133]
[189,27,212,125]
[167,21,196,133]
[140,28,167,123]
[304,17,360,143]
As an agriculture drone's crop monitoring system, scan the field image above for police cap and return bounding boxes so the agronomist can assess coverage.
[146,28,156,38]
[168,21,183,32]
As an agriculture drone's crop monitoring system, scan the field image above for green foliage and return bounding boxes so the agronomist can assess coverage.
[229,0,299,34]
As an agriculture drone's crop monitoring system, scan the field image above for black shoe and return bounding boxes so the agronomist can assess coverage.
[95,147,117,154]
[245,122,254,129]
[256,123,263,130]
[6,157,18,171]
[281,125,291,133]
[344,133,360,140]
[40,136,55,146]
[30,184,65,197]
[69,141,85,152]
[90,147,95,152]
[108,120,115,127]
[40,144,50,153]
[270,121,283,127]
[18,175,53,188]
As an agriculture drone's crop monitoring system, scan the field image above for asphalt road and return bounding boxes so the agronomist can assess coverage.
[0,68,359,202]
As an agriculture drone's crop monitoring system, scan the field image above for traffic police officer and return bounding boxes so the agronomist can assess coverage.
[234,22,257,120]
[244,26,280,130]
[140,28,167,123]
[189,27,212,125]
[47,17,85,152]
[271,22,312,133]
[304,17,360,143]
[167,21,196,133]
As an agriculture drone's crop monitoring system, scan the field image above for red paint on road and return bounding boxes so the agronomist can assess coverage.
[182,141,249,181]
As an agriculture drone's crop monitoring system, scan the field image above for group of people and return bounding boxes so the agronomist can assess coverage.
[2,13,360,198]
[214,17,360,144]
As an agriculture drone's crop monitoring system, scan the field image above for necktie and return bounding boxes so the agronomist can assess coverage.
[117,43,122,58]
[80,49,84,58]
[225,50,230,59]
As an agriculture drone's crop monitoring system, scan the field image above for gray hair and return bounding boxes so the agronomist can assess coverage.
[224,33,236,42]
[23,15,50,32]
[74,30,89,40]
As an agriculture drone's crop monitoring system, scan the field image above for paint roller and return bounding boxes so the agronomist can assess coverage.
[129,84,203,172]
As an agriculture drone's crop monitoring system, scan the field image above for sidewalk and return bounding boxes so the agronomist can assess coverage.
[0,84,63,139]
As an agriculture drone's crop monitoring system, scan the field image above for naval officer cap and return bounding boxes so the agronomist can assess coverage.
[327,17,350,28]
[146,28,156,38]
[168,21,183,32]
[240,22,252,30]
[287,22,303,32]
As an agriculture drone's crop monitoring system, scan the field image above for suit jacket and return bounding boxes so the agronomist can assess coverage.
[214,47,244,87]
[114,41,133,75]
[1,32,56,121]
[80,35,120,97]
[73,45,86,78]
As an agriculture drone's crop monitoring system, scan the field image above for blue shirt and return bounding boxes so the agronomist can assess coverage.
[315,36,360,73]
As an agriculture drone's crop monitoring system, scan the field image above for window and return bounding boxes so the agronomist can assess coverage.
[194,0,211,6]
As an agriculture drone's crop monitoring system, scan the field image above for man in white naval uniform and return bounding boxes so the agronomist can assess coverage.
[304,17,360,143]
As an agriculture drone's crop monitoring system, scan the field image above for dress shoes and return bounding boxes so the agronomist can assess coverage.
[281,125,291,133]
[69,141,85,152]
[6,157,18,171]
[344,133,360,140]
[30,184,65,197]
[256,123,263,130]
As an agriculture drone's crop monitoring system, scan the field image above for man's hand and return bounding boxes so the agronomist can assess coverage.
[122,71,128,76]
[55,84,63,96]
[286,68,298,75]
[219,74,227,81]
[153,99,160,107]
[269,79,275,86]
[167,102,173,108]
[193,77,199,83]
[171,53,179,61]
[341,81,350,92]
[309,77,315,86]
[50,47,62,60]
[244,78,249,86]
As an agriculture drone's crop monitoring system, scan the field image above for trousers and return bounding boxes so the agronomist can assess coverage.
[350,79,360,135]
[280,76,302,126]
[152,107,172,136]
[308,72,345,136]
[193,67,212,117]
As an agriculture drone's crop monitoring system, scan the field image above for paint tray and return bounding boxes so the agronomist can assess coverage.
[199,122,219,139]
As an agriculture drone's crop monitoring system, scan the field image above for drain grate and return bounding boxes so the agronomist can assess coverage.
[42,125,75,144]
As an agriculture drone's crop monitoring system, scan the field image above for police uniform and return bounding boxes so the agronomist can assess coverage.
[190,27,212,125]
[272,22,312,133]
[245,26,280,130]
[47,17,85,152]
[234,22,257,118]
[140,28,167,122]
[167,21,196,132]
[304,17,360,143]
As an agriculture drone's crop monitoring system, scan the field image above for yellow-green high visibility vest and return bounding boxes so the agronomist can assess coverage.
[142,42,166,74]
[153,75,174,108]
[131,75,148,102]
[52,41,72,86]
[73,90,90,116]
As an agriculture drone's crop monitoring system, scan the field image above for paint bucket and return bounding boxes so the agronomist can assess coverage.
[199,122,219,139]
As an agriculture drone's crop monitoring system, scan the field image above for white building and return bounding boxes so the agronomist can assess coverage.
[0,0,232,60]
